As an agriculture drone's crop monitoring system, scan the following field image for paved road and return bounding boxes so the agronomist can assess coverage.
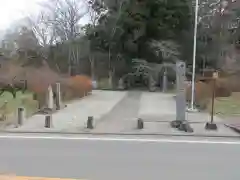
[0,134,239,180]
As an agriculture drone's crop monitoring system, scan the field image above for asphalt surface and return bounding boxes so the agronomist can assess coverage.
[0,134,239,180]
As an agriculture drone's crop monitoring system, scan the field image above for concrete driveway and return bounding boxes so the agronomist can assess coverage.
[16,90,126,131]
[92,91,238,136]
[8,90,239,137]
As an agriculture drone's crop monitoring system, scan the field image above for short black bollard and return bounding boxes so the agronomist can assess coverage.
[17,107,25,126]
[45,115,52,128]
[205,122,217,130]
[87,116,94,129]
[137,118,144,129]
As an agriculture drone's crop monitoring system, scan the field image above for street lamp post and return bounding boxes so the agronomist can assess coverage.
[189,0,199,112]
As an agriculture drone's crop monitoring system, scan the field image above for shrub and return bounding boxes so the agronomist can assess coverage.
[61,75,92,101]
[186,78,232,110]
[226,75,240,92]
[70,75,92,93]
[25,66,61,94]
[213,78,231,97]
[0,62,94,105]
[186,81,212,109]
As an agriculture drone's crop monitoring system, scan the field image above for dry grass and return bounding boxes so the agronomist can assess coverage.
[206,92,240,116]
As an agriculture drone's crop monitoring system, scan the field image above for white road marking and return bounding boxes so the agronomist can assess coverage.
[0,175,82,180]
[0,135,239,145]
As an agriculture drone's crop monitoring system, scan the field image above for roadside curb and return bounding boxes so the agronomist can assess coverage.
[0,129,240,139]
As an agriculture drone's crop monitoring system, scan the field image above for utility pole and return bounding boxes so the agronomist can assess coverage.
[188,0,199,112]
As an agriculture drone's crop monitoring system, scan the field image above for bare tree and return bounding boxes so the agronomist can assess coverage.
[42,0,87,42]
[107,0,126,88]
[197,0,240,70]
[41,0,88,75]
[28,11,57,48]
[86,0,102,80]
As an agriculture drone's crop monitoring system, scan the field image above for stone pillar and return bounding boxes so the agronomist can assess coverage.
[118,78,124,90]
[46,85,54,110]
[92,80,97,89]
[175,61,186,121]
[148,76,156,92]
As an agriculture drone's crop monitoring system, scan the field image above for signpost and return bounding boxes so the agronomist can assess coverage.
[211,72,218,123]
[205,71,218,130]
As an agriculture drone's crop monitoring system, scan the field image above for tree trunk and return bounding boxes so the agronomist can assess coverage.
[90,57,96,80]
[68,48,72,76]
[108,47,113,89]
[108,71,113,89]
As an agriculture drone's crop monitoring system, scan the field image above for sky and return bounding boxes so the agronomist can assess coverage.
[0,0,89,32]
[0,0,45,30]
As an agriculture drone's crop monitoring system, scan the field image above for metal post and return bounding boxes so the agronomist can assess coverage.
[205,71,218,130]
[56,83,61,110]
[17,107,25,126]
[190,0,199,110]
[45,115,52,128]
